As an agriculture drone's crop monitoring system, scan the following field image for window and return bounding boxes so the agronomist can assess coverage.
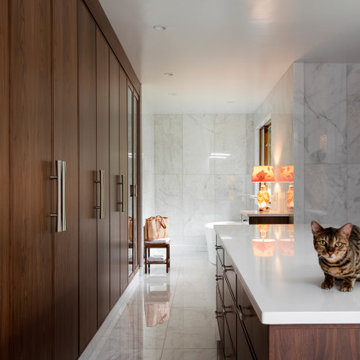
[259,121,271,165]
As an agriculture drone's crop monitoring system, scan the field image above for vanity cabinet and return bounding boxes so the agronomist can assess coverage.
[216,235,261,359]
[215,225,360,360]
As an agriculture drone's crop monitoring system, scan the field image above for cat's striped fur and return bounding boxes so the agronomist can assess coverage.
[311,221,360,292]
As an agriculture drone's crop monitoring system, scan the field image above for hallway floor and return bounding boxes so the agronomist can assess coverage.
[81,252,218,360]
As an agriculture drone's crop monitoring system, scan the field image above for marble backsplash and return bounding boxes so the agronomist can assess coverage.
[154,114,254,253]
[295,63,360,225]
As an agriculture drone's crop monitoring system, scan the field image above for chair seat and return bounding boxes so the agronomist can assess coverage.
[144,238,170,274]
[145,238,170,245]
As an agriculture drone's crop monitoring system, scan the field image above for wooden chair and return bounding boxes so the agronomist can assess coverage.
[144,236,170,274]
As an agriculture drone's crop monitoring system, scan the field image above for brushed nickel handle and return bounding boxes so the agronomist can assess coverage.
[62,161,66,231]
[215,310,224,319]
[224,305,235,315]
[50,160,63,232]
[235,305,244,321]
[223,265,234,272]
[99,170,105,219]
[117,174,124,212]
[94,170,105,219]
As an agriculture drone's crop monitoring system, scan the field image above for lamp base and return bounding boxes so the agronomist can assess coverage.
[257,184,270,211]
[287,184,294,210]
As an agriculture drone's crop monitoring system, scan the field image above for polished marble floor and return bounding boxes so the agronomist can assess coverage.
[81,252,218,360]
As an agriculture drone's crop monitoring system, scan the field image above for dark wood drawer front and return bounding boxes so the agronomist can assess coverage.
[237,317,254,360]
[224,251,236,297]
[237,278,269,360]
[216,253,224,299]
[216,285,224,344]
[224,280,237,350]
[224,319,236,360]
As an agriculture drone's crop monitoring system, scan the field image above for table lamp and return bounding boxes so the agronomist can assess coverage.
[278,165,294,210]
[251,165,275,211]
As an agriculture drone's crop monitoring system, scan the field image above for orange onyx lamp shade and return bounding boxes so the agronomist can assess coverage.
[251,166,275,211]
[278,165,294,210]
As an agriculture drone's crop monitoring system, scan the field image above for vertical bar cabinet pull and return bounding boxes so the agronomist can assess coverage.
[62,161,66,231]
[95,169,105,220]
[100,169,105,219]
[50,160,63,232]
[117,174,124,212]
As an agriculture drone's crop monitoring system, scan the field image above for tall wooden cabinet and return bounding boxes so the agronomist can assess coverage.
[78,2,98,350]
[1,0,141,358]
[53,0,79,358]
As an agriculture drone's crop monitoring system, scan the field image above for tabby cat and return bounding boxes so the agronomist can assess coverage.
[311,221,360,292]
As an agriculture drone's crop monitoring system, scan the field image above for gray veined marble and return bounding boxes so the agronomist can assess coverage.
[152,113,253,253]
[155,115,183,175]
[347,164,360,224]
[214,114,247,175]
[304,164,347,225]
[304,63,347,164]
[183,175,215,237]
[347,64,360,164]
[183,114,214,175]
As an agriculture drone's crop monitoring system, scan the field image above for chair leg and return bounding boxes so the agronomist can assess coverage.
[144,246,148,274]
[166,244,169,273]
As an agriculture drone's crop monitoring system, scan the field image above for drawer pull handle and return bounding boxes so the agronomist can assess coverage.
[215,245,223,250]
[215,275,223,281]
[215,310,224,318]
[223,306,235,315]
[223,265,234,272]
[236,305,244,321]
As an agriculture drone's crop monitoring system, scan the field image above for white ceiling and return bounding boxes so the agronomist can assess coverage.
[100,0,360,114]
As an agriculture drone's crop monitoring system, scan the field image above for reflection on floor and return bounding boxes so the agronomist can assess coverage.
[81,252,218,360]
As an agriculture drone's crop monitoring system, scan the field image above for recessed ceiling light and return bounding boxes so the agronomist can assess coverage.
[153,25,166,31]
[164,72,174,77]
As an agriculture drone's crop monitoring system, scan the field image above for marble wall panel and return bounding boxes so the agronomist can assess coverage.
[346,164,360,224]
[183,175,215,237]
[142,113,155,220]
[151,113,253,252]
[347,64,360,164]
[304,164,347,225]
[214,174,248,220]
[304,64,347,164]
[246,115,255,175]
[183,115,214,175]
[155,115,183,175]
[293,63,305,224]
[214,115,247,175]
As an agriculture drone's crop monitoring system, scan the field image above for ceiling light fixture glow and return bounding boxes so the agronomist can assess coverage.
[153,25,166,31]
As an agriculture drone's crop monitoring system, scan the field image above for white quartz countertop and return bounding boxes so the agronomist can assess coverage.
[214,224,360,325]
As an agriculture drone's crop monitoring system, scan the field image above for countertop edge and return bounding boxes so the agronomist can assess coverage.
[216,226,360,326]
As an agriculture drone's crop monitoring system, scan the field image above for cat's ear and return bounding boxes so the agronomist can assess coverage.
[311,221,324,236]
[339,223,353,240]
